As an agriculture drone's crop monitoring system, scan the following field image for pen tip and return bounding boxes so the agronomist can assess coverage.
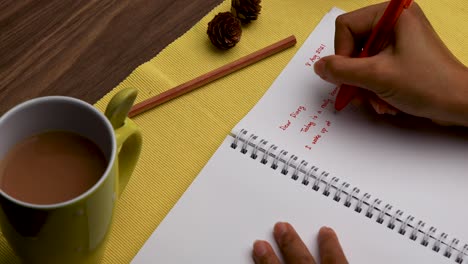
[334,102,346,111]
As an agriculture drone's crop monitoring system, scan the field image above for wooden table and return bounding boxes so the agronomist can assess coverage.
[0,0,223,115]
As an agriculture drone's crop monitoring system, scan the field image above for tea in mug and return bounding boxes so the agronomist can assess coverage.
[0,131,107,205]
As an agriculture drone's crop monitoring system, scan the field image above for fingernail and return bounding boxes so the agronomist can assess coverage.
[274,222,288,241]
[314,59,326,78]
[253,240,268,257]
[319,226,335,237]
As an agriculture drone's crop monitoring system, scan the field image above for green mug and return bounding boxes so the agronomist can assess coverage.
[0,88,142,263]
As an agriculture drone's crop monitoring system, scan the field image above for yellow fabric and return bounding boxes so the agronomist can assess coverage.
[0,0,467,263]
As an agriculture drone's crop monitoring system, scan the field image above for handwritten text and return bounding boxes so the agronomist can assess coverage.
[305,44,327,67]
[290,105,307,118]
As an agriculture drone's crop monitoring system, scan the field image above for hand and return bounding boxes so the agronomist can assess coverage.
[314,2,468,126]
[252,222,348,264]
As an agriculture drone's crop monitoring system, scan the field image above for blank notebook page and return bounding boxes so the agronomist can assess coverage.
[131,138,452,263]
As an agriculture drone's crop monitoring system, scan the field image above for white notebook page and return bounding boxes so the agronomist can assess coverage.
[132,137,453,263]
[234,7,468,245]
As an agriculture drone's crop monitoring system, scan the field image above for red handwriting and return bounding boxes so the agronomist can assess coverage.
[321,99,334,109]
[329,87,338,97]
[279,120,291,131]
[312,134,322,144]
[305,44,327,67]
[290,105,307,118]
[304,134,323,150]
[316,44,326,54]
[321,120,331,133]
[306,55,320,66]
[278,105,308,132]
[300,121,316,133]
[304,120,332,149]
[304,134,322,150]
[301,77,335,149]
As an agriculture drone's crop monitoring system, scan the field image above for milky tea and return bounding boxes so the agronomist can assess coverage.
[0,131,107,205]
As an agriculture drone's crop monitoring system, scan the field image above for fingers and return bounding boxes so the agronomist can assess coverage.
[334,2,388,56]
[253,224,349,264]
[273,222,317,264]
[318,227,349,264]
[252,240,282,264]
[314,55,390,93]
[369,97,399,115]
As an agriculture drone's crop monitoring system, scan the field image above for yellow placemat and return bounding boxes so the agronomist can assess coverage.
[1,0,467,263]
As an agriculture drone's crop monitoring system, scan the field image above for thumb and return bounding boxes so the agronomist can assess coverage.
[314,55,384,92]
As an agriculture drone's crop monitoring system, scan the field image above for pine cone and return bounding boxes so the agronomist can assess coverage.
[231,0,262,24]
[207,12,242,50]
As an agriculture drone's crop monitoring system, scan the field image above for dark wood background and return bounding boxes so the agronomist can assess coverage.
[0,0,223,115]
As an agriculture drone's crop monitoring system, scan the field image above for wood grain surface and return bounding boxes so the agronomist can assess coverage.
[0,0,223,115]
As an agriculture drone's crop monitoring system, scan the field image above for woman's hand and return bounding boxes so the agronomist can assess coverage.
[252,222,348,264]
[314,2,468,126]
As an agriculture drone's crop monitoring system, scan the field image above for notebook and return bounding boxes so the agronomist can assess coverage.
[132,7,468,263]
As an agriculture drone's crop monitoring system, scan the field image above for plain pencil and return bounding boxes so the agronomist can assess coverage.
[128,35,297,117]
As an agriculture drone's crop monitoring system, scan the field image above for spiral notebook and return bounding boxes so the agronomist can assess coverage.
[132,7,468,263]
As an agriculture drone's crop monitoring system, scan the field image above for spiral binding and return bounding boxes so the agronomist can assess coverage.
[230,129,468,263]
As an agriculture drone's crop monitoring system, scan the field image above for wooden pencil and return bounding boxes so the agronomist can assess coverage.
[128,35,297,117]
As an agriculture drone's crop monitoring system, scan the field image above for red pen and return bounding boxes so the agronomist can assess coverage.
[334,0,413,111]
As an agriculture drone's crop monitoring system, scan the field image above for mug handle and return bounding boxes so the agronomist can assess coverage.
[104,88,142,195]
